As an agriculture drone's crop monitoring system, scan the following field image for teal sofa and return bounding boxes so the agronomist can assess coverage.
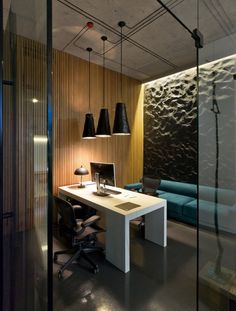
[125,179,197,225]
[125,180,236,233]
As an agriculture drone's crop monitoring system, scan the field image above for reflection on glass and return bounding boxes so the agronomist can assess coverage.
[199,53,236,310]
[2,0,49,310]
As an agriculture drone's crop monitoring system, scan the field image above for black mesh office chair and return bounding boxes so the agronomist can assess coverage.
[132,177,161,235]
[141,176,161,195]
[53,196,104,279]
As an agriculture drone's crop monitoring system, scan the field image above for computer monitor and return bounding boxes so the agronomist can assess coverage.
[90,162,116,186]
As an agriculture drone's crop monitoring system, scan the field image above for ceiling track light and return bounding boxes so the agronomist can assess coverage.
[112,21,131,136]
[96,36,111,137]
[82,47,96,139]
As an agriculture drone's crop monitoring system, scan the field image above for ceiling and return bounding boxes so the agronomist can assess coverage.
[3,0,236,81]
[53,0,236,81]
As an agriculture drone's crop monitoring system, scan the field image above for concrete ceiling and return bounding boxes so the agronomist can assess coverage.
[3,0,236,81]
[53,0,236,81]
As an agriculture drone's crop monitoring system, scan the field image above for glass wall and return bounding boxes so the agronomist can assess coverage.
[1,0,52,310]
[198,1,236,310]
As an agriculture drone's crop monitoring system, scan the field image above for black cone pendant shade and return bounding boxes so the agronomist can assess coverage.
[82,47,96,139]
[112,102,130,135]
[82,113,96,139]
[112,21,131,136]
[96,108,111,137]
[96,36,111,137]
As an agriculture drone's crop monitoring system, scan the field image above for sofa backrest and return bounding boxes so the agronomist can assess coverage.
[159,180,197,198]
[199,186,236,206]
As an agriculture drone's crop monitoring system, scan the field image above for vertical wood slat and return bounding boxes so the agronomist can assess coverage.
[53,49,143,208]
[3,35,48,231]
[4,36,144,227]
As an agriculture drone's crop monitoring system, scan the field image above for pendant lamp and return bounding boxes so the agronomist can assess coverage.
[112,21,131,135]
[82,47,96,139]
[96,36,111,137]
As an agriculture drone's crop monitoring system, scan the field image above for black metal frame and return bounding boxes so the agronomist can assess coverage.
[47,0,53,310]
[196,45,200,311]
[0,0,3,309]
[156,0,203,48]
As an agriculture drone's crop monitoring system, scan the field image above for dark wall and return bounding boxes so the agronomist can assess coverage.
[144,68,197,183]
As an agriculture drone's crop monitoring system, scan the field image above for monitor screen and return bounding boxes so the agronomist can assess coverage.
[90,162,116,186]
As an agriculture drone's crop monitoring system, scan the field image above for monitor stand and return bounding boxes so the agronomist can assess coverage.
[93,172,109,196]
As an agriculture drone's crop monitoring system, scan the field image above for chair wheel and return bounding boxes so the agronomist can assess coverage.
[58,270,63,279]
[93,267,99,274]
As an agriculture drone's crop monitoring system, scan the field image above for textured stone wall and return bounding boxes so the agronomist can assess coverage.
[144,68,197,183]
[144,55,236,186]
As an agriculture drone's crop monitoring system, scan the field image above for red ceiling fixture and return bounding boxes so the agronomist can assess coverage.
[86,21,94,29]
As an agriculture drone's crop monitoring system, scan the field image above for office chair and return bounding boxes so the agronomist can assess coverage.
[141,176,161,196]
[53,196,104,279]
[132,177,161,235]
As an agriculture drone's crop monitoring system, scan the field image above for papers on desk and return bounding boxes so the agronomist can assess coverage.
[115,202,140,211]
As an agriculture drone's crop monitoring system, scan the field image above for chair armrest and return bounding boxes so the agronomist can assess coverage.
[124,182,142,191]
[73,205,83,211]
[82,215,100,228]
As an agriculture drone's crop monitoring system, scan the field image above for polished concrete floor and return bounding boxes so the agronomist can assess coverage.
[53,220,197,311]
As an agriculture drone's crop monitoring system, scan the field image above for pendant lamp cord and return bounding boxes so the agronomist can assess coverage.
[120,25,123,100]
[103,39,105,107]
[88,49,91,112]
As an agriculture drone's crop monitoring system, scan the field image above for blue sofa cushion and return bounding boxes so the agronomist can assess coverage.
[183,199,197,219]
[199,186,236,206]
[124,182,165,196]
[124,182,142,191]
[159,180,197,198]
[159,192,194,215]
[138,188,166,196]
[184,198,233,224]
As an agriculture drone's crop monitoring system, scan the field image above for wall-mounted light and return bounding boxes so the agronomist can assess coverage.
[41,245,48,252]
[112,21,131,136]
[82,47,96,139]
[33,135,48,143]
[32,98,39,103]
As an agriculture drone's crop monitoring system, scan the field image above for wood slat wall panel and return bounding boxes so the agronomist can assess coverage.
[3,35,48,231]
[53,49,143,207]
[4,36,144,227]
[16,36,48,230]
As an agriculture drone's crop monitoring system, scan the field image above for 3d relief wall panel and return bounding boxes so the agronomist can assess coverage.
[144,68,197,183]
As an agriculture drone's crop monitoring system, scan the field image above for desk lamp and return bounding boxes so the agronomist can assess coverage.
[74,166,89,188]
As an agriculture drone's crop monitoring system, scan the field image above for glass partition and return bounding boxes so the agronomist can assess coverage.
[1,0,52,310]
[52,1,199,311]
[198,1,236,309]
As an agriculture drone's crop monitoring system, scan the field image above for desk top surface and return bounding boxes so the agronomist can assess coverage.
[59,183,166,218]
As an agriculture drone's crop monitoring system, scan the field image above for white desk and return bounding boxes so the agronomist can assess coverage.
[58,183,167,273]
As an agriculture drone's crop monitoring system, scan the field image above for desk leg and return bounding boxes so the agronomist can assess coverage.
[106,213,130,273]
[145,204,167,247]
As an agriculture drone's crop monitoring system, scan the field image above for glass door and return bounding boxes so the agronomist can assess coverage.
[198,1,236,310]
[1,0,52,310]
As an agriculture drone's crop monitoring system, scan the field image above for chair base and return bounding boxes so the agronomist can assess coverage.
[54,246,104,279]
